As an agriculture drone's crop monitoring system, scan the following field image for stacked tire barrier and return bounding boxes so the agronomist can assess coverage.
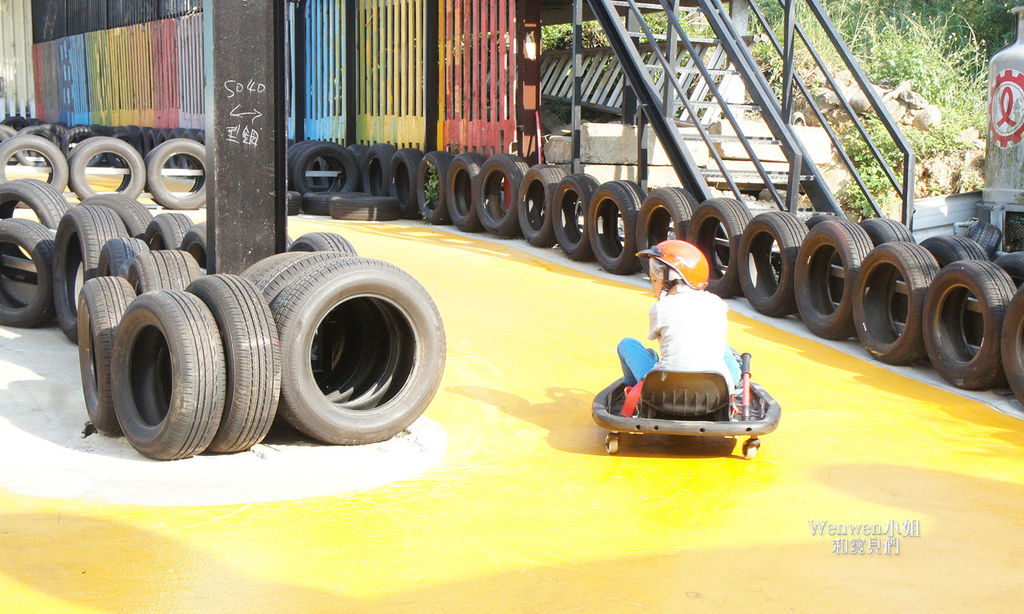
[286,140,1024,411]
[1,119,207,209]
[0,177,447,460]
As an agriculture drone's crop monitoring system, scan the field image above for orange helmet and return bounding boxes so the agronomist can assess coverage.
[636,240,710,291]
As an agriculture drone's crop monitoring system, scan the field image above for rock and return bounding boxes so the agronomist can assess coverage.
[897,89,929,111]
[544,136,572,165]
[913,105,942,131]
[814,89,842,112]
[960,127,982,144]
[758,188,787,204]
[884,98,905,123]
[848,90,871,115]
[883,81,913,102]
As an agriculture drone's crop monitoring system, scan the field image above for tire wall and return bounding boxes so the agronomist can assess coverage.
[0,0,36,118]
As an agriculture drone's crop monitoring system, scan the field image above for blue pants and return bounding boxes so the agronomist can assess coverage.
[617,338,742,387]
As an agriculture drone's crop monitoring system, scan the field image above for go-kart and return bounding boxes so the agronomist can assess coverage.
[591,354,780,459]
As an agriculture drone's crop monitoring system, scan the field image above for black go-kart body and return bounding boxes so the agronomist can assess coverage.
[592,363,781,458]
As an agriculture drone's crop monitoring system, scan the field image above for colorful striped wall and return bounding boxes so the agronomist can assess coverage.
[31,13,203,130]
[0,0,36,117]
[356,0,426,148]
[303,0,346,142]
[440,0,517,156]
[25,1,522,154]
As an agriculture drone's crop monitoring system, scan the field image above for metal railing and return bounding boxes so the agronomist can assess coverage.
[750,0,916,224]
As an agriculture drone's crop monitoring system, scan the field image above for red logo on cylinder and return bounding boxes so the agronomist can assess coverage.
[991,69,1024,148]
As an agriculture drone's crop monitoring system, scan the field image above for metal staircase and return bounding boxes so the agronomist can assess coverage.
[576,0,915,223]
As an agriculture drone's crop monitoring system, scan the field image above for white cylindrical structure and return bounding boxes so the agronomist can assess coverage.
[985,6,1024,250]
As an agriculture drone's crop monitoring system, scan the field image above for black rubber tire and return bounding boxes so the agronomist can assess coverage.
[919,234,988,269]
[68,136,146,200]
[293,142,360,194]
[247,251,356,302]
[0,178,71,229]
[287,190,302,216]
[328,193,402,221]
[794,220,874,340]
[0,218,56,327]
[186,274,281,453]
[964,220,1002,259]
[517,164,567,248]
[287,231,358,254]
[995,252,1024,289]
[476,154,529,238]
[97,237,150,278]
[301,191,331,216]
[144,138,206,210]
[80,194,153,237]
[0,135,69,192]
[111,290,226,460]
[1000,287,1024,406]
[636,187,697,253]
[553,173,599,262]
[127,249,203,295]
[54,205,130,342]
[61,125,97,157]
[286,141,316,189]
[858,217,915,247]
[417,150,453,225]
[737,210,807,317]
[447,152,486,232]
[347,143,370,190]
[77,276,136,435]
[363,143,398,196]
[923,260,1015,389]
[268,257,446,444]
[686,198,753,298]
[143,213,194,250]
[804,212,840,230]
[179,222,207,269]
[587,181,642,275]
[391,148,424,217]
[853,242,939,365]
[0,124,16,143]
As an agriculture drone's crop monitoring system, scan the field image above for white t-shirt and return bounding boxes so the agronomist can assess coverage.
[648,287,733,385]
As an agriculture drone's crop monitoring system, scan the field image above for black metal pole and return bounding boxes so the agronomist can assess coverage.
[204,0,288,274]
[424,0,439,151]
[294,0,308,142]
[345,0,358,145]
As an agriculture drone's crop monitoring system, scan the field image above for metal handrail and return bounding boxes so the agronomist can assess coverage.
[645,0,792,207]
[753,0,915,224]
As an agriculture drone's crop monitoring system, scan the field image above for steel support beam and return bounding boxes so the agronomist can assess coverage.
[204,0,288,274]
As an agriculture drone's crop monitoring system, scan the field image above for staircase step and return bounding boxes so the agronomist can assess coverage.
[709,119,833,165]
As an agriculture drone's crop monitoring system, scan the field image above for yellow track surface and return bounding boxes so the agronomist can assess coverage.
[2,215,1023,612]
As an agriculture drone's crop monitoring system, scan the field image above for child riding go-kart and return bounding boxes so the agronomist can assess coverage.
[592,352,781,459]
[595,239,781,459]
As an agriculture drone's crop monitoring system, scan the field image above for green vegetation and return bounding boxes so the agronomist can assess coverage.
[421,163,440,221]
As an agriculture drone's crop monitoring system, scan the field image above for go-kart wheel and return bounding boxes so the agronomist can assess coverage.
[742,438,760,460]
[605,433,620,455]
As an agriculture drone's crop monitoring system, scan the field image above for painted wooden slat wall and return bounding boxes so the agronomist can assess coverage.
[176,13,203,129]
[304,0,346,142]
[32,42,59,120]
[439,0,516,155]
[151,19,179,129]
[356,0,425,148]
[0,0,36,117]
[57,35,91,125]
